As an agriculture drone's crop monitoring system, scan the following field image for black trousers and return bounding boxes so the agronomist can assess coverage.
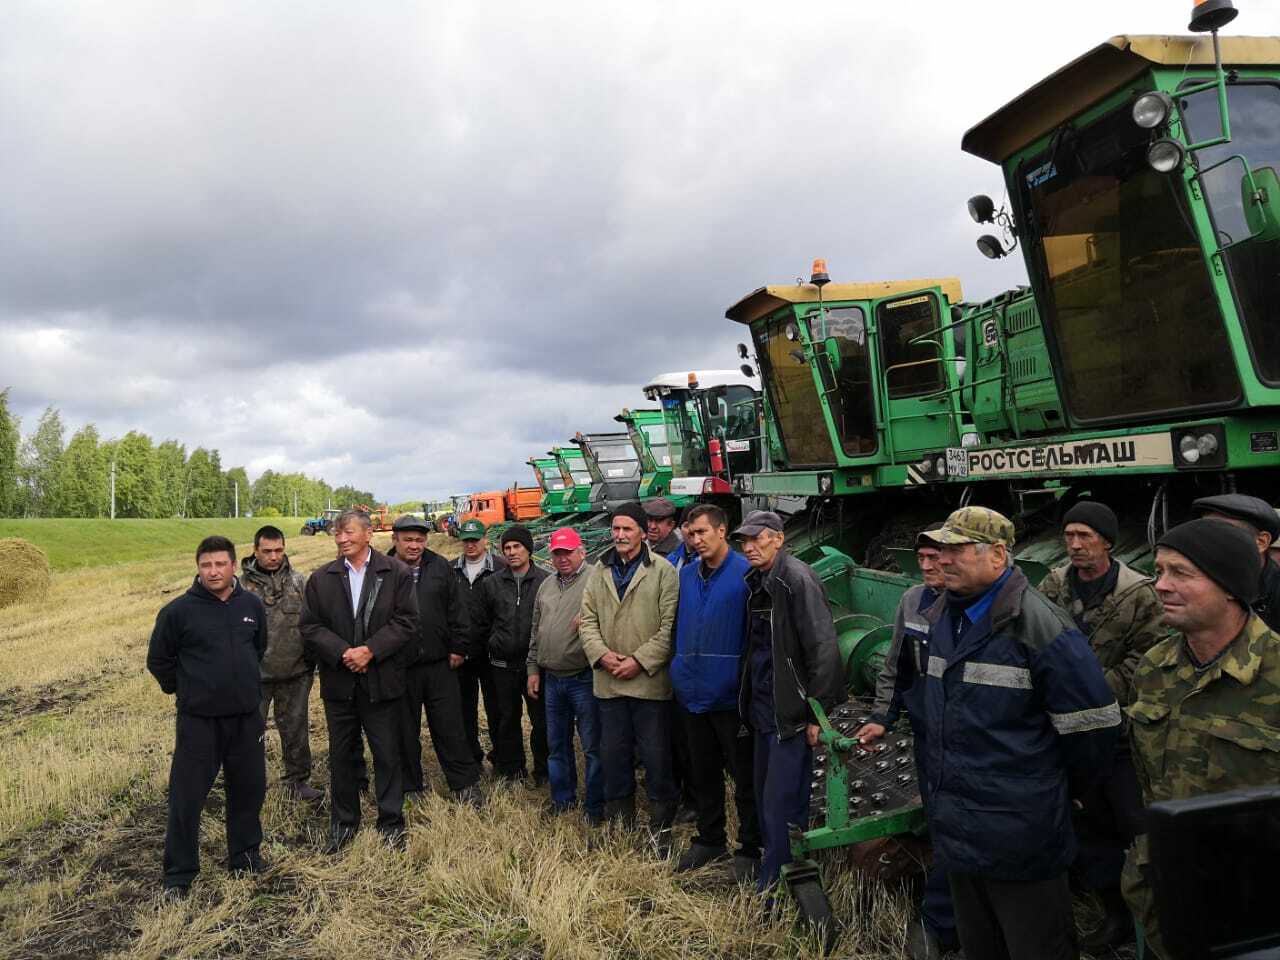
[598,696,676,822]
[324,687,404,835]
[672,706,696,806]
[163,711,266,888]
[948,871,1078,960]
[679,705,760,856]
[489,665,549,779]
[457,656,500,766]
[1074,751,1145,891]
[401,659,481,793]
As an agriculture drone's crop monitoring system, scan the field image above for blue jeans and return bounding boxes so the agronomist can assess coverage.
[543,670,603,817]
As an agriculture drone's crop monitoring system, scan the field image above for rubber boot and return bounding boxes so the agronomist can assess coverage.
[1081,886,1135,952]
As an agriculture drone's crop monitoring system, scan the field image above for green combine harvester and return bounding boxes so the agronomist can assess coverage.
[722,6,1280,936]
[615,407,686,502]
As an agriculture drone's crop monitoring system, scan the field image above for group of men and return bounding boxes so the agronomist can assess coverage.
[144,498,845,901]
[144,488,1280,960]
[858,493,1280,960]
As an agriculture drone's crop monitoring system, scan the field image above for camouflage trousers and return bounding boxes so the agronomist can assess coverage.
[260,673,314,784]
[1121,835,1165,959]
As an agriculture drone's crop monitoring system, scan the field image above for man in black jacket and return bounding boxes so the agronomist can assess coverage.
[733,511,844,891]
[300,510,418,850]
[388,515,482,802]
[146,535,268,897]
[1191,493,1280,630]
[478,526,550,782]
[452,519,506,769]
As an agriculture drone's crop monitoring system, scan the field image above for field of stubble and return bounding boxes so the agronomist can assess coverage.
[0,525,915,960]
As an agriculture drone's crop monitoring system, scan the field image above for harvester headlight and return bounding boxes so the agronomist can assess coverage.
[818,472,834,495]
[935,456,946,476]
[920,458,933,475]
[1147,138,1186,174]
[960,432,980,448]
[1132,91,1174,130]
[1172,424,1226,469]
[1178,434,1202,464]
[976,235,1007,260]
[739,475,753,494]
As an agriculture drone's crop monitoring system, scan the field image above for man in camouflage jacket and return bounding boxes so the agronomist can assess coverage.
[241,525,321,801]
[1123,519,1280,959]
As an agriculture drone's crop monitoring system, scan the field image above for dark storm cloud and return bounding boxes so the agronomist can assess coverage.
[1,0,1256,499]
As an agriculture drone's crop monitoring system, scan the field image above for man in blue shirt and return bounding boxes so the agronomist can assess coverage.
[859,507,1120,960]
[670,504,761,879]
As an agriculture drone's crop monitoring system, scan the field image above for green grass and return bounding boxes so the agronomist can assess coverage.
[0,518,306,571]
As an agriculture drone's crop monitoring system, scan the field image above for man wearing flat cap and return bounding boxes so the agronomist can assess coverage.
[1122,519,1280,960]
[859,506,1119,960]
[1190,493,1280,630]
[579,502,680,849]
[643,497,682,558]
[1037,501,1165,949]
[733,509,843,890]
[388,515,481,804]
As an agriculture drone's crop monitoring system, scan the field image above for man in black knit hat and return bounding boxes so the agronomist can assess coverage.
[477,525,550,782]
[1191,493,1280,630]
[1037,500,1165,950]
[1123,519,1280,959]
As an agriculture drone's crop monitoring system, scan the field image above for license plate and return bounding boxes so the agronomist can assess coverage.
[945,448,969,478]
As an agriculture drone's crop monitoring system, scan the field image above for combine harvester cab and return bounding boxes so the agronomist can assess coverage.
[615,407,679,501]
[571,430,643,510]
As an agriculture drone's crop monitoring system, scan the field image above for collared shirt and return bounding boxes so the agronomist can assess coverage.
[951,566,1014,639]
[611,548,645,600]
[344,549,372,618]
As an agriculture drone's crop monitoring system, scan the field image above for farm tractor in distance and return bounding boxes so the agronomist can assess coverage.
[299,509,342,536]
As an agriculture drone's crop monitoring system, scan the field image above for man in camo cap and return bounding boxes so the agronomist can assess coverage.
[860,505,1119,960]
[1122,519,1280,959]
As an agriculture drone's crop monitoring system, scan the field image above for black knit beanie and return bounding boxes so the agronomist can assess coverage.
[1157,519,1260,607]
[612,502,649,533]
[500,525,534,554]
[1063,501,1119,546]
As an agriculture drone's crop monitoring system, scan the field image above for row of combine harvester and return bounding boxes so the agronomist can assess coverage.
[467,1,1280,942]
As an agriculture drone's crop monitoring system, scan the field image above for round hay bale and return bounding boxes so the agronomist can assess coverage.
[0,537,52,609]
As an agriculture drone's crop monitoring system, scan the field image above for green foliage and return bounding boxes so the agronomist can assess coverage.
[255,506,282,517]
[0,390,19,517]
[225,466,251,516]
[185,447,224,518]
[111,431,160,519]
[52,425,108,517]
[152,440,187,518]
[332,484,376,509]
[16,407,65,517]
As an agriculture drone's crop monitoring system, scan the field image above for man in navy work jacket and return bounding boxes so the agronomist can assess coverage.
[300,509,418,852]
[858,507,1120,960]
[146,535,269,898]
[734,510,843,891]
[670,503,761,879]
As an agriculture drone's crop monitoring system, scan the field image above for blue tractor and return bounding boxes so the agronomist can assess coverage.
[300,509,342,536]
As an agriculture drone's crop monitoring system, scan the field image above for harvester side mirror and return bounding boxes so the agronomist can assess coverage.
[740,363,755,378]
[1243,166,1280,242]
[737,342,749,359]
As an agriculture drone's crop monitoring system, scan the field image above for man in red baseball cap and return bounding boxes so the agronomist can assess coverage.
[526,526,603,820]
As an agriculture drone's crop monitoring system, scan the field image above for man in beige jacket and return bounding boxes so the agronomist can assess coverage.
[579,502,680,847]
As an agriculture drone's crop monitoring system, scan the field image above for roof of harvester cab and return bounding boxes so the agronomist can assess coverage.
[726,278,964,326]
[962,34,1280,164]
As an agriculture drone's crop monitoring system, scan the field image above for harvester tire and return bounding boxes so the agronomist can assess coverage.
[301,526,315,536]
[790,880,839,954]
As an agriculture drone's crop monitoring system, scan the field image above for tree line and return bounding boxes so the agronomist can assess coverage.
[0,391,376,519]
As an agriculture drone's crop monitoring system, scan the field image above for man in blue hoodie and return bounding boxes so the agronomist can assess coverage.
[147,535,269,898]
[671,503,762,878]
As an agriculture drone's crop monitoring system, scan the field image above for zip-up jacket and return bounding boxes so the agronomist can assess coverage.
[671,550,752,714]
[391,546,471,665]
[240,556,310,682]
[527,566,591,677]
[736,551,843,740]
[1257,557,1280,631]
[876,566,1121,881]
[872,583,938,717]
[579,543,679,700]
[478,563,550,669]
[451,551,507,659]
[147,577,267,716]
[299,548,417,703]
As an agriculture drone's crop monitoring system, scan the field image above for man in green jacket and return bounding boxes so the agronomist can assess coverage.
[1037,501,1164,950]
[579,502,680,847]
[1123,519,1280,959]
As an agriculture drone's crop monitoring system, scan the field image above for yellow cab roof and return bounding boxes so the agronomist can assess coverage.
[726,278,964,326]
[962,34,1280,164]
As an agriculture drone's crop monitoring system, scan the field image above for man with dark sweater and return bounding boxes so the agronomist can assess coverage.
[388,515,481,803]
[146,535,268,898]
[300,509,417,851]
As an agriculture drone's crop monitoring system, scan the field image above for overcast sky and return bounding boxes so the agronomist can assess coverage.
[4,1,1277,502]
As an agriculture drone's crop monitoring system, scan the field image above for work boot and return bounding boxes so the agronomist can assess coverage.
[648,801,677,859]
[675,842,728,873]
[731,854,761,884]
[905,916,944,960]
[380,828,408,852]
[285,781,324,803]
[1080,887,1135,951]
[229,849,269,877]
[673,803,698,826]
[161,884,190,902]
[603,796,637,829]
[453,785,484,810]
